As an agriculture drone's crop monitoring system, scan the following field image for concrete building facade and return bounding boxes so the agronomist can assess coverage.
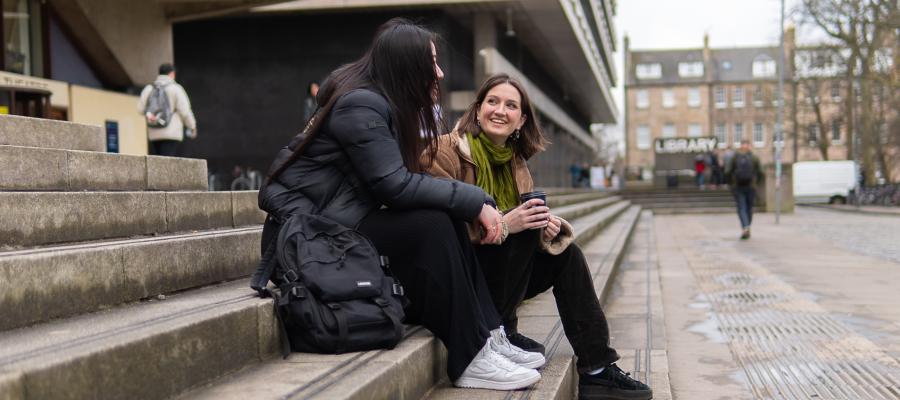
[2,0,621,188]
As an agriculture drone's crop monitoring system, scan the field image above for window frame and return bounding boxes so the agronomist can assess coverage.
[714,86,727,108]
[687,87,701,108]
[753,122,765,147]
[636,125,651,149]
[662,123,676,138]
[715,123,727,148]
[752,58,777,78]
[662,88,675,108]
[688,123,702,138]
[807,123,819,145]
[831,119,841,144]
[733,87,745,108]
[635,63,662,80]
[678,61,704,78]
[734,122,744,144]
[635,89,649,109]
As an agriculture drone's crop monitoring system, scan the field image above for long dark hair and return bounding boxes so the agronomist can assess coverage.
[269,18,442,181]
[456,73,547,160]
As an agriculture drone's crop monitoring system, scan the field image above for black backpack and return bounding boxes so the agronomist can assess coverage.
[144,82,173,128]
[251,213,406,356]
[734,152,755,185]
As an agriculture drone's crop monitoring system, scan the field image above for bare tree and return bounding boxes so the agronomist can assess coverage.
[800,77,832,159]
[800,0,899,184]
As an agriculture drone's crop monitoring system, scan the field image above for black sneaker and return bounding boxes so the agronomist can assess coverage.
[578,363,652,400]
[506,332,545,355]
[740,228,750,240]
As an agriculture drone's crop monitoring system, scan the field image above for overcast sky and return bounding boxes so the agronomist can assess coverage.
[606,0,805,143]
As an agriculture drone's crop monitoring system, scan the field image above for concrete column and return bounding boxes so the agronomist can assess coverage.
[473,13,497,87]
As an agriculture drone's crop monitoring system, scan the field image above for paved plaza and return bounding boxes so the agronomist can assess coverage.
[630,207,900,399]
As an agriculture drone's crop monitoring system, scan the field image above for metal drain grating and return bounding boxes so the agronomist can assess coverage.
[674,223,900,399]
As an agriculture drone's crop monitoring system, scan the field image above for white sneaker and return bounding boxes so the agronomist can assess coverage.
[490,327,546,369]
[454,338,542,390]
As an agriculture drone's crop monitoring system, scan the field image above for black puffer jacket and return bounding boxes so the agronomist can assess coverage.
[259,88,489,228]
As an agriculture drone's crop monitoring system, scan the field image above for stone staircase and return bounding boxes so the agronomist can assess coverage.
[0,114,659,399]
[620,188,737,214]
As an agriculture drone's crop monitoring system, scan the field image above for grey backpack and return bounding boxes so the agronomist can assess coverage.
[144,83,173,128]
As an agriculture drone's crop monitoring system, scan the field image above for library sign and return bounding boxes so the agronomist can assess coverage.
[654,137,718,155]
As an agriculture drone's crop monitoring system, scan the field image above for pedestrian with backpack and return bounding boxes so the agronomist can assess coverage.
[254,18,542,392]
[726,139,764,239]
[137,63,197,157]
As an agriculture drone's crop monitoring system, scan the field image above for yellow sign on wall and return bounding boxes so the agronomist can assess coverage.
[0,106,8,115]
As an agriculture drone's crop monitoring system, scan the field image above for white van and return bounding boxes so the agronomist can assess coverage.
[793,161,858,204]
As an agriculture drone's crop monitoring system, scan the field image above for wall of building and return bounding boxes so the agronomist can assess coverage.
[72,0,173,86]
[69,85,147,155]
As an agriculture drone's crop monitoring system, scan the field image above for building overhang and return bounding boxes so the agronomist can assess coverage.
[246,0,619,125]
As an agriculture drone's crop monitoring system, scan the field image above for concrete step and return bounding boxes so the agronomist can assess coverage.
[553,195,620,222]
[0,226,262,331]
[424,205,644,400]
[620,191,733,199]
[545,191,610,208]
[628,201,736,208]
[538,187,595,196]
[0,114,104,152]
[0,191,265,248]
[0,280,277,400]
[0,145,208,191]
[177,200,639,400]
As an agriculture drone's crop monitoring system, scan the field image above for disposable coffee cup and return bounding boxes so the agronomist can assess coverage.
[519,191,548,230]
[519,191,547,207]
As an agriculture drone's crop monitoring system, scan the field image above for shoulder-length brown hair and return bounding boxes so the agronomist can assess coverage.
[456,73,548,160]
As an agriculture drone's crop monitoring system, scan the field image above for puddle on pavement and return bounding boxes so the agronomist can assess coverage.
[688,312,729,343]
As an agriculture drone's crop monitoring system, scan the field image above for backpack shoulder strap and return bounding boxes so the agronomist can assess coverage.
[250,215,282,296]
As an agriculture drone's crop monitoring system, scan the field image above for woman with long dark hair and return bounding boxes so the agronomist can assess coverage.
[258,19,543,390]
[427,74,652,400]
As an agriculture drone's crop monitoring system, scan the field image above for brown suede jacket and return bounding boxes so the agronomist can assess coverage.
[425,131,575,255]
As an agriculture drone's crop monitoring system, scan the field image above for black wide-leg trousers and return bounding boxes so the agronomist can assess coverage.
[476,230,620,373]
[358,209,502,381]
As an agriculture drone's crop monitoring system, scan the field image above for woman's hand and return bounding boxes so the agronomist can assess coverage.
[477,203,504,244]
[503,199,550,234]
[542,215,561,242]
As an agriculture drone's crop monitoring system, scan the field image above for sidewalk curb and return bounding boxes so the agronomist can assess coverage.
[798,203,900,217]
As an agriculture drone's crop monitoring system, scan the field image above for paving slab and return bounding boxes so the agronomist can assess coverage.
[0,114,104,152]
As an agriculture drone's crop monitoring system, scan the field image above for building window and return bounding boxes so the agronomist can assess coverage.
[715,123,727,148]
[831,119,841,143]
[636,125,650,149]
[662,89,675,108]
[688,123,702,137]
[830,81,841,100]
[733,87,745,108]
[662,123,676,138]
[753,123,765,147]
[752,56,777,78]
[734,123,744,144]
[635,63,662,80]
[688,87,701,107]
[753,85,764,106]
[636,89,649,109]
[807,123,819,145]
[714,86,727,108]
[2,0,33,75]
[678,61,704,78]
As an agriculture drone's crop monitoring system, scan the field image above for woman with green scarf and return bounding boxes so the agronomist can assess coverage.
[426,74,652,400]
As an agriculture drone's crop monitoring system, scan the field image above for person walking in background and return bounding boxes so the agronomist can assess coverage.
[427,74,652,400]
[580,162,591,188]
[569,162,582,188]
[138,63,197,157]
[708,150,723,189]
[694,154,706,189]
[258,19,541,392]
[302,81,320,125]
[725,139,764,240]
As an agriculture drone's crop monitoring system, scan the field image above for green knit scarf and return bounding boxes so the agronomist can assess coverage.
[467,132,519,211]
